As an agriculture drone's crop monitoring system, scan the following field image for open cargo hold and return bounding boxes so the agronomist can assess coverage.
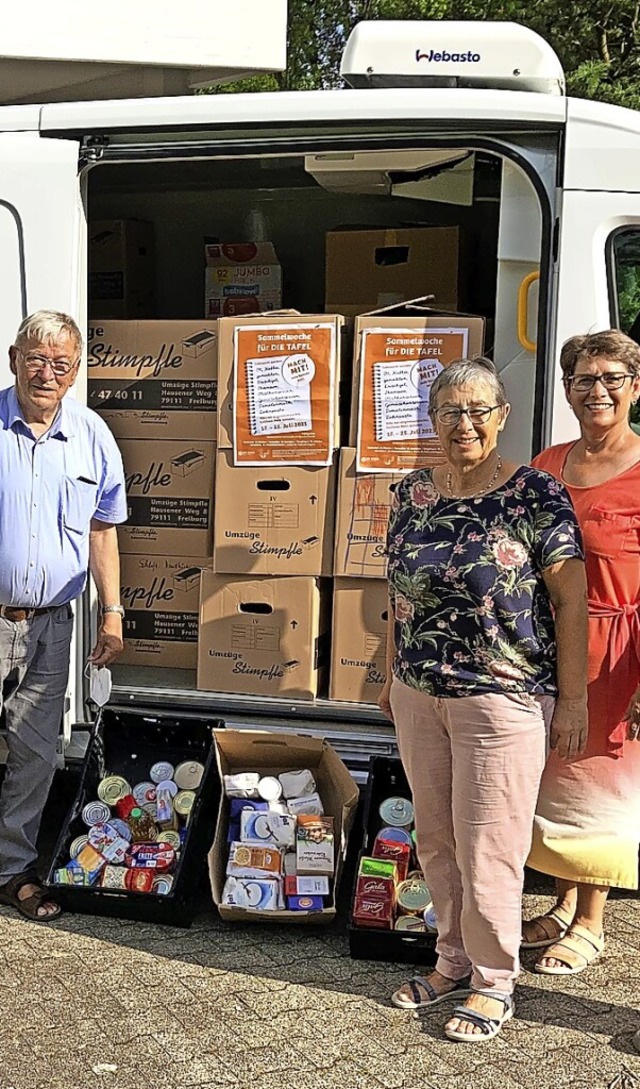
[64,51,550,768]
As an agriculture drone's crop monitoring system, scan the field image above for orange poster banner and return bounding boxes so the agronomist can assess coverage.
[233,323,336,466]
[356,327,469,473]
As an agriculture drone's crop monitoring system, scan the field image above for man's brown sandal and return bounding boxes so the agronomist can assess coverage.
[521,906,574,949]
[0,869,62,922]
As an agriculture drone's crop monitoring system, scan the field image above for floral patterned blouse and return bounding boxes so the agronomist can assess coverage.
[386,466,584,697]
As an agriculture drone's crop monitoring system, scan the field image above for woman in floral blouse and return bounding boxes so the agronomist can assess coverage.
[382,357,588,1042]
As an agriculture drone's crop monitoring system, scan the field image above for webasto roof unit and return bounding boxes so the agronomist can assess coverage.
[0,0,287,104]
[341,21,565,95]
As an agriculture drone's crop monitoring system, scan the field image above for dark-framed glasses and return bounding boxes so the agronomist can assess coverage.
[565,372,634,393]
[18,351,76,377]
[435,404,502,426]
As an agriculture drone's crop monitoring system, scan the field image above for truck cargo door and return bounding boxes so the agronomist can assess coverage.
[0,130,83,754]
[548,99,640,447]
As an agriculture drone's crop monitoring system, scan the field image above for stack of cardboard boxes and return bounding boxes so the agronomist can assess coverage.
[88,220,486,706]
[197,313,343,701]
[87,319,218,669]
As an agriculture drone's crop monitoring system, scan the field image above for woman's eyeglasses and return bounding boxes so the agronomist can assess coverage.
[435,405,501,426]
[565,372,634,393]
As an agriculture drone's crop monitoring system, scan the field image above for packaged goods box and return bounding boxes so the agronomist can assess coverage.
[120,554,207,668]
[89,220,155,319]
[118,438,215,556]
[330,579,388,704]
[217,313,343,462]
[333,447,403,578]
[351,312,485,472]
[325,227,459,316]
[205,242,282,319]
[213,450,336,576]
[87,321,217,440]
[197,572,329,700]
[209,729,359,924]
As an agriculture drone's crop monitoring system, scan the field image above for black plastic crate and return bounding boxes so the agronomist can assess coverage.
[45,708,222,927]
[348,755,437,965]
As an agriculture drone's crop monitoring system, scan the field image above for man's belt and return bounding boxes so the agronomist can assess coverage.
[0,605,56,622]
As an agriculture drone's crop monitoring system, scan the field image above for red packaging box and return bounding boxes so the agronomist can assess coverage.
[372,838,410,882]
[352,894,394,930]
[355,874,396,903]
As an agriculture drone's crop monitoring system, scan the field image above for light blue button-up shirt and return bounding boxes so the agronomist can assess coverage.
[0,386,127,607]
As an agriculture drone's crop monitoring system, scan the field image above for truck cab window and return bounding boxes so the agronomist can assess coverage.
[610,229,640,342]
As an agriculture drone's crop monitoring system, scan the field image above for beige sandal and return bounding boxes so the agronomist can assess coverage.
[534,923,604,975]
[521,906,574,950]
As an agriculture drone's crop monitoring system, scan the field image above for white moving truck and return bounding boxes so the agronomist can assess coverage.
[1,10,638,775]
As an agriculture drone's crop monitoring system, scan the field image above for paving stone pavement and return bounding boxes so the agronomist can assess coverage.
[1,885,639,1089]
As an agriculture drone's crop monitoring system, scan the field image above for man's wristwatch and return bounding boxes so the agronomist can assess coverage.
[101,604,125,618]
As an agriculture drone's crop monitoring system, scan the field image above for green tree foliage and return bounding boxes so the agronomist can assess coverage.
[214,0,640,109]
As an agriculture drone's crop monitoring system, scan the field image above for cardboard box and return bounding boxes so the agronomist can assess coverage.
[216,313,342,459]
[197,572,329,700]
[334,447,402,578]
[325,227,459,315]
[330,579,388,704]
[119,554,207,668]
[352,312,485,472]
[118,438,215,556]
[209,729,359,924]
[87,321,217,440]
[213,450,336,576]
[89,220,155,319]
[205,242,282,319]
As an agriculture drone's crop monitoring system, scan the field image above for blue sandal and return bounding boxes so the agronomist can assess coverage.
[444,993,514,1041]
[391,974,471,1010]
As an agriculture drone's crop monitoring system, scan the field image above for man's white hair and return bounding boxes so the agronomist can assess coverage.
[14,310,82,359]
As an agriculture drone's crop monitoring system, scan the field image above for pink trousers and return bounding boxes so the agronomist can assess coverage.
[391,677,553,995]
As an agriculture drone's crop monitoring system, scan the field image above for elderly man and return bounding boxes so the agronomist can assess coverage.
[0,310,127,921]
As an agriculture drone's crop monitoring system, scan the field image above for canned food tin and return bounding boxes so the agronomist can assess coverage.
[397,878,432,915]
[150,762,174,784]
[160,831,181,851]
[379,796,414,828]
[174,790,196,819]
[156,778,178,798]
[110,818,132,842]
[82,801,112,827]
[69,834,89,859]
[257,776,282,802]
[133,781,156,807]
[377,826,413,847]
[394,916,427,933]
[423,905,438,932]
[174,761,204,791]
[152,875,174,896]
[126,842,176,870]
[97,775,131,807]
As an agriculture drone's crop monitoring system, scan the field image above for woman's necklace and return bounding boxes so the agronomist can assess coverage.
[445,455,503,498]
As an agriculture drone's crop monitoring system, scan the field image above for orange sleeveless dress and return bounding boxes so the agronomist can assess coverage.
[528,442,640,888]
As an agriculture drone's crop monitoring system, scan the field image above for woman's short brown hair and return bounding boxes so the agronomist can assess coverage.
[560,330,640,379]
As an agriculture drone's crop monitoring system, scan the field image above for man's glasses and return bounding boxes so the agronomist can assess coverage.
[435,405,501,426]
[565,372,634,393]
[18,351,77,377]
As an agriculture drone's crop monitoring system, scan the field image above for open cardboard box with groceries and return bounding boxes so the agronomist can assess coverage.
[209,729,359,925]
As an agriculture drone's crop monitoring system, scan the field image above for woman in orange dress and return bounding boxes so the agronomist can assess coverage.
[523,329,640,975]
